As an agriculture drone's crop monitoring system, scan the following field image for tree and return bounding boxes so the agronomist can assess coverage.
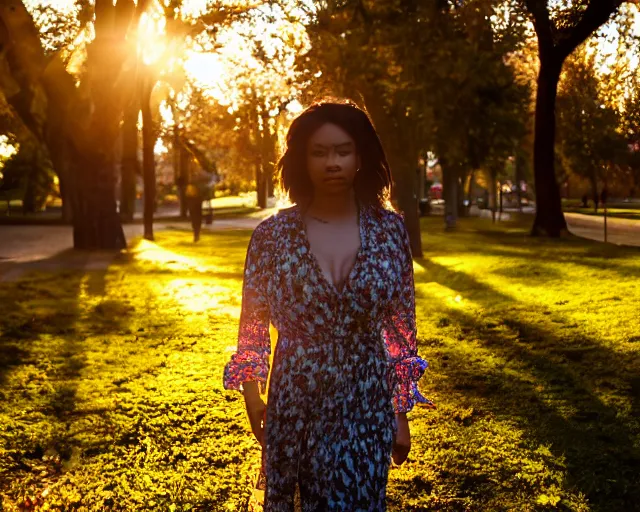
[119,94,139,223]
[298,0,530,251]
[520,0,636,236]
[616,54,640,198]
[0,0,150,249]
[557,44,627,210]
[198,5,307,208]
[1,0,264,245]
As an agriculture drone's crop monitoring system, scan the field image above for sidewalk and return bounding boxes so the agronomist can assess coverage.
[431,204,639,248]
[0,210,275,282]
[565,212,640,247]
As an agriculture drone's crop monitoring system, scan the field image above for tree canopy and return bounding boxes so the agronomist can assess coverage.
[0,0,639,246]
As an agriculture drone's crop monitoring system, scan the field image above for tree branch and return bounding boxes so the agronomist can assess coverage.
[0,1,48,138]
[556,0,624,60]
[522,0,554,55]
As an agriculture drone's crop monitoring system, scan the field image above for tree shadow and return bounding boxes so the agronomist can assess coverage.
[0,251,84,386]
[430,225,640,280]
[415,257,640,510]
[0,249,121,472]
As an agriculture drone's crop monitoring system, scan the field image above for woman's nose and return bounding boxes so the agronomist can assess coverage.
[326,150,339,168]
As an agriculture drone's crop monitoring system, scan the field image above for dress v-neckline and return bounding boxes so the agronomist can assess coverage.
[296,205,366,296]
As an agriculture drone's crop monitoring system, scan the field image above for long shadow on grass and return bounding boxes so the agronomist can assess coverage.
[416,258,640,511]
[0,254,122,478]
[468,230,640,278]
[0,251,85,385]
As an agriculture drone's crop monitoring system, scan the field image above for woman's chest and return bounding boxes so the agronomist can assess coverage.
[305,222,361,291]
[266,227,403,319]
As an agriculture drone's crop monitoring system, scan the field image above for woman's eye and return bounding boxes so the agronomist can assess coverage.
[312,151,326,157]
[338,151,351,157]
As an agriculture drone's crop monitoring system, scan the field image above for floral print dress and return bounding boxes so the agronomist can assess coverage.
[223,205,432,512]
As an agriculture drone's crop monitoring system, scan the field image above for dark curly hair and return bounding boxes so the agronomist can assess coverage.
[277,99,393,208]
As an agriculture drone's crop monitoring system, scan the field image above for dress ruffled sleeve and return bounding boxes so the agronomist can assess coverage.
[383,215,435,413]
[223,225,271,394]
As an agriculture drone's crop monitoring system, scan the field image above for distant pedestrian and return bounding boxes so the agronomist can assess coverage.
[185,171,212,242]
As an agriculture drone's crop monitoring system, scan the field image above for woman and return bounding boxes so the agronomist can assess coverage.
[224,100,433,511]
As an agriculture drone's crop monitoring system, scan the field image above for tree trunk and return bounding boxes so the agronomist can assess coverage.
[256,158,267,209]
[120,99,139,222]
[59,174,73,223]
[0,0,136,250]
[591,175,599,213]
[395,168,422,257]
[457,169,467,217]
[22,176,36,215]
[71,147,126,249]
[490,166,497,223]
[386,147,422,257]
[515,153,523,213]
[466,170,475,208]
[47,92,73,223]
[531,57,567,237]
[141,78,155,241]
[442,159,458,231]
[179,143,189,218]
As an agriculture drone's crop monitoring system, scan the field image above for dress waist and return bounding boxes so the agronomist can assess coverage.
[270,332,392,405]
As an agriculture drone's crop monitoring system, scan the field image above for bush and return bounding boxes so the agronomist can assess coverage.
[215,177,255,197]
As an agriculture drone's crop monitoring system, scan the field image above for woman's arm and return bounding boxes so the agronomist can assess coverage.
[223,225,272,444]
[223,225,271,392]
[383,214,433,414]
[383,214,434,463]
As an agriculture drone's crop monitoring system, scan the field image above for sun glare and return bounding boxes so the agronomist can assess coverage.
[132,239,208,273]
[138,10,168,66]
[0,136,18,162]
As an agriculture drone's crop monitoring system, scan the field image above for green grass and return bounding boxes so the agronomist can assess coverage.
[0,199,24,213]
[1,218,639,511]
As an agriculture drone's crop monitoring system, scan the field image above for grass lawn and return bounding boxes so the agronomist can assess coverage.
[0,200,24,213]
[1,217,639,511]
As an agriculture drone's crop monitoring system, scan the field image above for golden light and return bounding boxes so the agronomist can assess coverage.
[0,136,18,162]
[132,239,208,272]
[138,10,168,66]
[130,239,242,319]
[182,51,230,103]
[164,278,239,316]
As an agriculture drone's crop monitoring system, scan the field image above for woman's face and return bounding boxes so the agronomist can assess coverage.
[306,122,360,198]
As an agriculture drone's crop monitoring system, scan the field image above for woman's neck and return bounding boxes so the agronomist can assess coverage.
[306,191,358,221]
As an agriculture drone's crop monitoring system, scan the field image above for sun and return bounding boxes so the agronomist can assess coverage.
[138,8,169,67]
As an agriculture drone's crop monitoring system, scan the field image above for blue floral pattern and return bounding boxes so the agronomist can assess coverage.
[224,205,432,511]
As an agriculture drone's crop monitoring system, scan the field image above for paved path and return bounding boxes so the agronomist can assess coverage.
[565,212,640,247]
[0,211,274,282]
[2,209,636,282]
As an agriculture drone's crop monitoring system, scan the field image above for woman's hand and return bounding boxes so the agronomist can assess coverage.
[242,381,267,447]
[392,412,411,465]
